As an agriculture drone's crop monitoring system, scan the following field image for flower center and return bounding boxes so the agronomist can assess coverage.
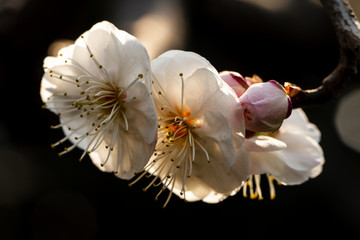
[71,82,129,127]
[164,110,200,143]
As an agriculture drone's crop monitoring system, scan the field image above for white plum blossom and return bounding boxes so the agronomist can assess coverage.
[40,21,158,179]
[130,50,249,207]
[221,71,324,199]
[243,109,325,199]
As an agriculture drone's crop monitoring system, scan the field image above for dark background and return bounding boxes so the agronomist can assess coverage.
[0,0,360,239]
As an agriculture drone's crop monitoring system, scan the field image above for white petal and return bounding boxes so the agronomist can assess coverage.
[151,50,217,81]
[191,136,248,194]
[276,132,324,172]
[60,117,94,151]
[245,135,287,152]
[248,151,307,184]
[40,76,59,109]
[151,50,218,107]
[62,21,151,90]
[125,81,158,144]
[248,132,324,185]
[40,62,88,108]
[58,43,100,80]
[184,68,223,117]
[89,123,155,180]
[230,102,246,136]
[146,143,214,202]
[194,110,237,167]
[172,175,213,202]
[202,191,230,204]
[309,164,323,179]
[184,68,242,133]
[281,109,321,142]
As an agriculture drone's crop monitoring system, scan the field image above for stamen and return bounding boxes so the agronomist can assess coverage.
[163,181,175,208]
[254,175,263,200]
[193,138,210,162]
[56,55,97,80]
[80,35,111,82]
[99,102,120,126]
[124,75,143,92]
[172,137,189,162]
[179,73,184,111]
[152,75,177,111]
[114,133,122,174]
[128,171,148,187]
[267,174,276,200]
[56,107,80,115]
[83,81,113,93]
[172,126,187,139]
[46,97,78,103]
[187,151,193,177]
[160,105,177,115]
[248,175,256,198]
[143,174,160,192]
[120,110,128,133]
[188,131,196,162]
[181,153,188,193]
[89,124,111,153]
[58,136,86,156]
[243,178,248,198]
[101,125,118,167]
[48,70,78,85]
[243,174,278,200]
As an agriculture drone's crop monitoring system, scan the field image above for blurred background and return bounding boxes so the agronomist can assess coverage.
[0,0,360,239]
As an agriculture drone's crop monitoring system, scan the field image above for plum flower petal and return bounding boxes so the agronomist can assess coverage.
[220,71,248,97]
[40,21,157,179]
[130,50,249,206]
[243,109,325,199]
[245,135,287,152]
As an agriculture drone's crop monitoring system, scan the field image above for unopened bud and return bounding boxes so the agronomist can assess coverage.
[239,80,292,132]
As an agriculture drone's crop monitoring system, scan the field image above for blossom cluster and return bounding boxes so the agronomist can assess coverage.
[40,21,324,206]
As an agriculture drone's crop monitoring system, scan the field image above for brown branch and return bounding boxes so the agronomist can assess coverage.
[288,0,360,108]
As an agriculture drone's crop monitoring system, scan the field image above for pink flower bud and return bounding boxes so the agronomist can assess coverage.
[239,80,292,132]
[220,71,248,97]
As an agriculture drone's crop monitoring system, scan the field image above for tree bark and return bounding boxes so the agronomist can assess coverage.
[289,0,360,108]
